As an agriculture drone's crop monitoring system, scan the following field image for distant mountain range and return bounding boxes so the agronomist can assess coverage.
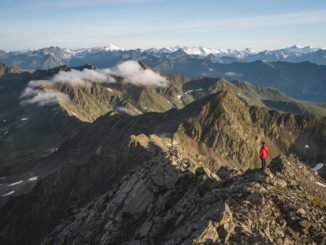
[1,44,326,71]
[143,44,320,59]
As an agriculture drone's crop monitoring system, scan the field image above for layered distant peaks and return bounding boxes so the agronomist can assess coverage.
[144,45,322,57]
[180,46,257,57]
[144,46,256,57]
[2,44,323,57]
[262,44,320,56]
[1,44,326,70]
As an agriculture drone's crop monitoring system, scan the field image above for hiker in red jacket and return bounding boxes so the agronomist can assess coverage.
[259,142,269,171]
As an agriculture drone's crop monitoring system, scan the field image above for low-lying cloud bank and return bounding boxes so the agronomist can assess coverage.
[20,80,71,106]
[20,60,169,106]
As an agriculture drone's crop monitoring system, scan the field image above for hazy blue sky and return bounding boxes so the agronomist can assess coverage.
[1,0,326,50]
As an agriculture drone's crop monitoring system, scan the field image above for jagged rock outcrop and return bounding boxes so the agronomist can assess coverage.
[40,152,326,245]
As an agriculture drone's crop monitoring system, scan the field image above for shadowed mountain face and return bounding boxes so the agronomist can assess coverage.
[153,60,326,103]
[0,91,325,245]
[0,65,88,179]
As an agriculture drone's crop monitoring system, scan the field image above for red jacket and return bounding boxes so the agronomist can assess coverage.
[259,146,269,159]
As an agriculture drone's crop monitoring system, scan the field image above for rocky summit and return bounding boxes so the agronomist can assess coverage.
[42,154,326,245]
[0,91,325,245]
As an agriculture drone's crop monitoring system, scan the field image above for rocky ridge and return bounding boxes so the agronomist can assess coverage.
[0,91,325,244]
[41,151,326,245]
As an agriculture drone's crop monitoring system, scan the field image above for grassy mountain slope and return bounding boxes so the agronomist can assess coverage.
[183,78,326,117]
[52,72,186,122]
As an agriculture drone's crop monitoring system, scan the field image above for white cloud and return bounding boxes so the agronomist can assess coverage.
[109,60,169,87]
[224,72,243,77]
[49,61,168,87]
[20,79,70,106]
[28,80,52,88]
[21,89,70,106]
[52,69,114,86]
[20,61,168,106]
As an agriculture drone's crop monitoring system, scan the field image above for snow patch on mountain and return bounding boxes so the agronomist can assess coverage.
[28,176,38,181]
[2,191,15,197]
[313,163,324,171]
[8,180,23,186]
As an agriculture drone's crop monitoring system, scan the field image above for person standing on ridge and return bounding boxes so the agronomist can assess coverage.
[259,142,269,171]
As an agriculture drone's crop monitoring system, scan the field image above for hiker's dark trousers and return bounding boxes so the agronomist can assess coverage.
[261,158,266,170]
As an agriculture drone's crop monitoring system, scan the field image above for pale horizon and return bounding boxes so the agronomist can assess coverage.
[1,0,326,51]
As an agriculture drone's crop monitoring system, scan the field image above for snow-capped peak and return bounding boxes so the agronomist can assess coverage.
[69,43,125,58]
[95,43,125,51]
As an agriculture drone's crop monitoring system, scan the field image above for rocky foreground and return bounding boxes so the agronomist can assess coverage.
[41,151,326,245]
